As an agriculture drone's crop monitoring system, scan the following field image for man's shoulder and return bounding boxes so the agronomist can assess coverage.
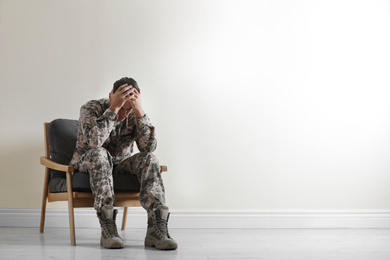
[81,98,109,111]
[79,98,110,119]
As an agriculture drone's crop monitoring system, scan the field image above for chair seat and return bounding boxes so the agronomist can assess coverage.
[49,172,141,193]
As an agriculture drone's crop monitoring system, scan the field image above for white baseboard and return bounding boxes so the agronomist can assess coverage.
[1,208,390,229]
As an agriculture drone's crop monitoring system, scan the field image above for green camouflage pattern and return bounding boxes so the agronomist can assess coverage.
[70,98,165,212]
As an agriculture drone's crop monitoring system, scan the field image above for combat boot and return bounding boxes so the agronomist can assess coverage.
[144,205,178,250]
[97,205,124,249]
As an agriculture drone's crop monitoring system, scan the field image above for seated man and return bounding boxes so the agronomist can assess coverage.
[70,77,177,250]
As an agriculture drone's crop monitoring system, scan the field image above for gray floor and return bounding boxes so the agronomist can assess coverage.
[0,227,390,260]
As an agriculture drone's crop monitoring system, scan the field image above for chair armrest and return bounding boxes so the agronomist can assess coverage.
[40,156,74,172]
[160,165,167,172]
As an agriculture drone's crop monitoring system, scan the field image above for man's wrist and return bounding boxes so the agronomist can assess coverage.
[134,108,145,118]
[109,105,120,114]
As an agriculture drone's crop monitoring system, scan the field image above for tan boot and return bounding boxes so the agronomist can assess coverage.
[144,205,178,250]
[97,205,124,249]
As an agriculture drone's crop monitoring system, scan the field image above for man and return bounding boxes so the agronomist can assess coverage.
[70,77,177,250]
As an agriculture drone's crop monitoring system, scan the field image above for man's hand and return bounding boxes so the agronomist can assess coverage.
[109,84,132,114]
[129,87,145,118]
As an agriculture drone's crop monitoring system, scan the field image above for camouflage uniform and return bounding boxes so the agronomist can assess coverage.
[70,98,165,212]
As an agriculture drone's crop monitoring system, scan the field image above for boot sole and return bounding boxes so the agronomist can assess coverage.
[144,238,178,250]
[101,239,124,249]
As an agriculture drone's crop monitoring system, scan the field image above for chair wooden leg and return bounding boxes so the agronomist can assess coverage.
[122,207,128,230]
[67,197,76,246]
[40,167,50,233]
[66,172,76,246]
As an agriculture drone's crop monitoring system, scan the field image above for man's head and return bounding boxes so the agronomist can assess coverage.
[110,77,140,121]
[113,77,139,93]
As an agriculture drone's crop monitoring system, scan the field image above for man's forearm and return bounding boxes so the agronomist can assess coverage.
[109,105,120,114]
[133,108,145,118]
[81,108,117,148]
[135,114,156,152]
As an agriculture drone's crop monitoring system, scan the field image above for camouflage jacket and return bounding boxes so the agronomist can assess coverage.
[70,98,157,169]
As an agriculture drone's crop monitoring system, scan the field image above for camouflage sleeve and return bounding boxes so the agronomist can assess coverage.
[79,104,118,149]
[134,114,157,152]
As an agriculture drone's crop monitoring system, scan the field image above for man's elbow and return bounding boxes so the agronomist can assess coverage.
[139,140,157,153]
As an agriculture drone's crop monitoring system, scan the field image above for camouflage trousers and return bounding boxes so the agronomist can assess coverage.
[74,147,166,213]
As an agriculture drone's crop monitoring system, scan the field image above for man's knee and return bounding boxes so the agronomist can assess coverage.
[86,147,112,162]
[135,152,159,170]
[84,147,113,173]
[140,152,159,163]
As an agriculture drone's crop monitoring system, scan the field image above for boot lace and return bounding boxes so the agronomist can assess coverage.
[100,217,120,238]
[154,213,173,239]
[154,216,168,238]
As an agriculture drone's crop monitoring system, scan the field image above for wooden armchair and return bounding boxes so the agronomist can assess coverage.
[39,119,167,246]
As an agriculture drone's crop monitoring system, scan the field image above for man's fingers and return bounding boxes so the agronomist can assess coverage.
[114,84,139,100]
[117,84,131,94]
[120,87,133,97]
[129,87,141,96]
[118,83,128,91]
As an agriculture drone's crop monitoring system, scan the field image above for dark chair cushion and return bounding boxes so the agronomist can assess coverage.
[49,172,141,193]
[48,119,141,193]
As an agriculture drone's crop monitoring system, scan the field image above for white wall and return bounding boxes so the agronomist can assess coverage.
[1,0,390,210]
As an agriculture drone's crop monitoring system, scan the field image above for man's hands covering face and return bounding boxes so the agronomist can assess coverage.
[109,84,145,119]
[109,84,132,114]
[128,87,143,117]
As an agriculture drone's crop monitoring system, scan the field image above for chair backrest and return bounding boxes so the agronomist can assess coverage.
[47,119,79,179]
[45,118,142,193]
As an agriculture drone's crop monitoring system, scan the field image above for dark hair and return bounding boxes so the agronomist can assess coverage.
[113,77,139,93]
